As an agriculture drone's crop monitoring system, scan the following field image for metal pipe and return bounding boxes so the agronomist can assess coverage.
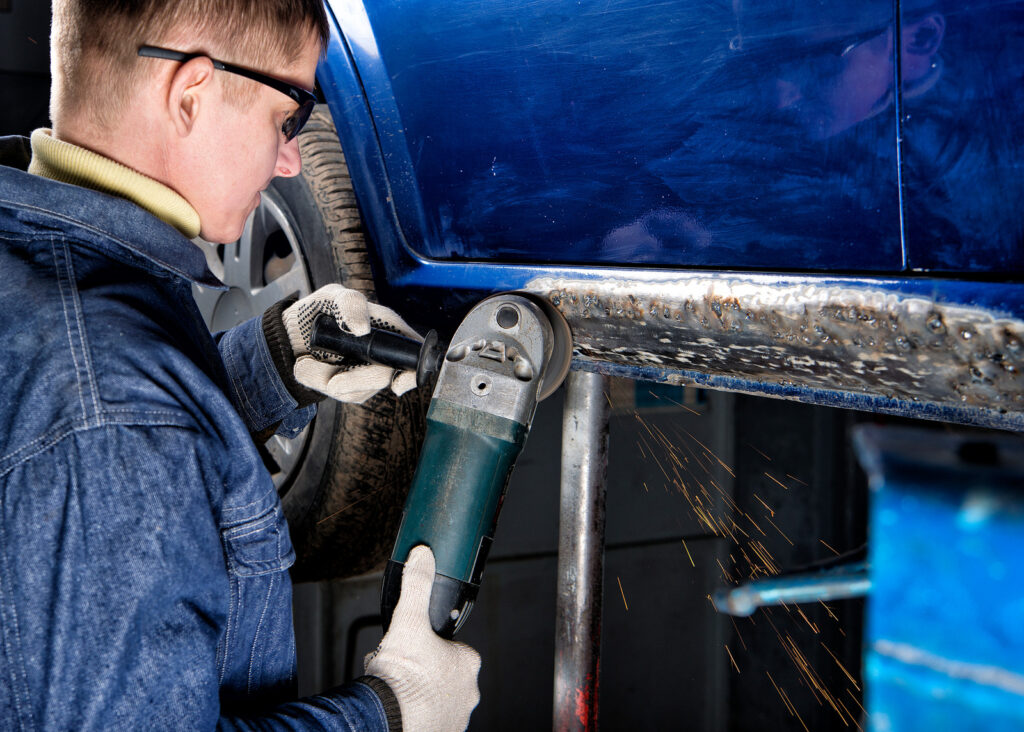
[554,370,611,732]
[713,562,871,617]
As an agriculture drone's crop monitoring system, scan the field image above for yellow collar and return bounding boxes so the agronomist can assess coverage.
[28,129,201,239]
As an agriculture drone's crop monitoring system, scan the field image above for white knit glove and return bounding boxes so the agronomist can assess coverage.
[282,284,420,404]
[365,546,482,732]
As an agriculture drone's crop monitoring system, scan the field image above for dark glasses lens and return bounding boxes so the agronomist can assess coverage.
[282,99,315,141]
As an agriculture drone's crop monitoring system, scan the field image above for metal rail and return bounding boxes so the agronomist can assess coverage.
[713,562,871,616]
[554,370,611,731]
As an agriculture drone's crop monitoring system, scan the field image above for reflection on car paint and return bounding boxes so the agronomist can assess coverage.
[900,2,1024,271]
[353,0,1022,272]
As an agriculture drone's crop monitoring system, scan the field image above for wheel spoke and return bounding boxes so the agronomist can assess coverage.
[254,268,308,313]
[193,238,226,282]
[266,428,306,488]
[190,185,315,491]
[191,284,219,323]
[219,240,243,286]
[223,215,262,289]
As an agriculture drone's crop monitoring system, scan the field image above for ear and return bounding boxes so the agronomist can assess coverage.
[166,56,217,137]
[903,13,945,56]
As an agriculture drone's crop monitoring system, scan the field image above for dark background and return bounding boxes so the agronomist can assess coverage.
[0,1,51,137]
[294,381,875,731]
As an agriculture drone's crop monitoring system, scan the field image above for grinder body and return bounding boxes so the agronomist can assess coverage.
[381,293,568,638]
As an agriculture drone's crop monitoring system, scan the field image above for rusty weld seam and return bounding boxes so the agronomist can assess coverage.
[525,276,1024,415]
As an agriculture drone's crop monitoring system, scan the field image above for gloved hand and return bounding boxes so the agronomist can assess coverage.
[365,545,481,732]
[262,284,421,405]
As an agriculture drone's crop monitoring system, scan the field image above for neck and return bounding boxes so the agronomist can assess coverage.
[903,56,944,100]
[54,114,173,189]
[30,128,201,239]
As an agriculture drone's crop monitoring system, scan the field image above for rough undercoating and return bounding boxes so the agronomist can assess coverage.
[525,276,1024,422]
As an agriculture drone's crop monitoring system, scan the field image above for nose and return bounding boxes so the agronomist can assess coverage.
[275,136,302,178]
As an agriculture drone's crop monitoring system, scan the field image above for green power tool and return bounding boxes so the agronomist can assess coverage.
[311,293,572,638]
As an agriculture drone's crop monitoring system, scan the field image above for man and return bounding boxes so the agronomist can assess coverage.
[765,2,946,141]
[0,1,479,729]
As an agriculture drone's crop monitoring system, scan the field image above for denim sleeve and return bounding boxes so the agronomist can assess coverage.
[0,423,387,731]
[216,314,316,437]
[218,680,393,731]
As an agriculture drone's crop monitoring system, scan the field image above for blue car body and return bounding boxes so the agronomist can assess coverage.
[316,0,1024,430]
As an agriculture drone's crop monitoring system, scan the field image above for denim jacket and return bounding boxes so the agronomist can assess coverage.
[0,136,391,730]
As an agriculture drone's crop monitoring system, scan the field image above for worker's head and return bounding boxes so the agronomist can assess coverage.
[49,0,330,243]
[732,1,945,140]
[776,13,944,140]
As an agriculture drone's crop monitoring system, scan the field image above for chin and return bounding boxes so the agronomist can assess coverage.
[200,220,247,245]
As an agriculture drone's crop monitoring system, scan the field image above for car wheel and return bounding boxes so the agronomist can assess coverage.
[192,105,426,582]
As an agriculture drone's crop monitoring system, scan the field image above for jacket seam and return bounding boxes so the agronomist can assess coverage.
[0,196,204,284]
[62,237,103,426]
[222,510,278,540]
[0,411,195,480]
[221,321,298,433]
[228,330,267,429]
[218,566,238,687]
[246,571,276,696]
[220,490,282,523]
[50,236,94,426]
[222,506,293,573]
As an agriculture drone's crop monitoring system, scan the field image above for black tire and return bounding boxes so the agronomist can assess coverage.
[281,105,427,582]
[195,104,425,582]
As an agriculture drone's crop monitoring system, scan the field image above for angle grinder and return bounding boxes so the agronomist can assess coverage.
[310,292,572,637]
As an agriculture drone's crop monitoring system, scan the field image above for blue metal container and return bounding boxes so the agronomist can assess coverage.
[855,426,1024,731]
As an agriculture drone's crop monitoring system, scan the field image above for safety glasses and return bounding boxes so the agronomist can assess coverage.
[138,45,317,141]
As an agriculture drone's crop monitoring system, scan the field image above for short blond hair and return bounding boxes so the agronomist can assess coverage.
[51,0,329,129]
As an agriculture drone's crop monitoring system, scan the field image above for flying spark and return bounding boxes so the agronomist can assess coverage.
[681,538,696,567]
[725,644,741,673]
[629,410,863,729]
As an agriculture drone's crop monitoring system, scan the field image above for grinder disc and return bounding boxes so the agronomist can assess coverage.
[530,295,574,401]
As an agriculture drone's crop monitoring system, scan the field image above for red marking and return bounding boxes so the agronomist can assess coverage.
[575,685,591,728]
[573,668,601,731]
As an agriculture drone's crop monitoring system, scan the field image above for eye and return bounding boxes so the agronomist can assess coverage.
[281,114,299,140]
[280,100,314,142]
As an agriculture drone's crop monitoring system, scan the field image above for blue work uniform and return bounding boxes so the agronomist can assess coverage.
[0,135,395,730]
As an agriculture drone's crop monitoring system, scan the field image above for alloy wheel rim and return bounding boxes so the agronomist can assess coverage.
[191,189,313,490]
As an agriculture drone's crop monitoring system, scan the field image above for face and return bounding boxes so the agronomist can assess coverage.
[183,35,321,243]
[771,13,944,142]
[815,29,895,140]
[774,28,895,141]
